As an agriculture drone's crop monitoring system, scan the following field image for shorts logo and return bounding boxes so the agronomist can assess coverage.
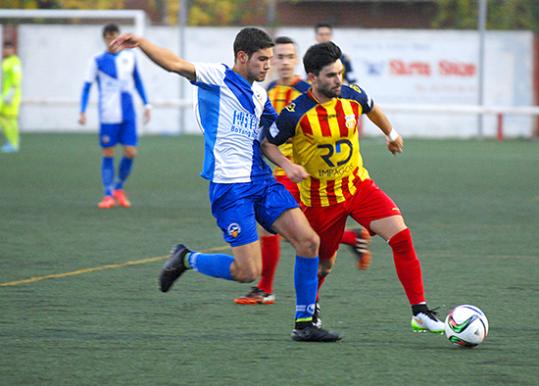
[227,223,241,238]
[102,135,110,144]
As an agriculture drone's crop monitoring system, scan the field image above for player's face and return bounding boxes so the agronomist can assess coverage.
[315,27,333,43]
[2,46,14,58]
[104,31,120,52]
[311,59,344,99]
[272,43,298,81]
[246,47,273,82]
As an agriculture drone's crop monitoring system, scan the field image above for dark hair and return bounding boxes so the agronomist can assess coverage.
[102,23,120,37]
[274,36,295,46]
[315,23,333,32]
[303,42,342,75]
[3,41,14,48]
[233,27,274,58]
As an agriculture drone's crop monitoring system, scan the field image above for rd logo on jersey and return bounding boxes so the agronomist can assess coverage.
[227,223,241,238]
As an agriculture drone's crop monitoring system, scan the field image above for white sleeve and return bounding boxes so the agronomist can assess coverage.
[84,57,97,83]
[193,63,226,86]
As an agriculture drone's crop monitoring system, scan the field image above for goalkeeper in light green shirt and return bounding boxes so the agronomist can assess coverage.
[0,41,22,153]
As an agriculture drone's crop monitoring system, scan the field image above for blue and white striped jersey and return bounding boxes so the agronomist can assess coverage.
[192,63,277,184]
[80,49,148,124]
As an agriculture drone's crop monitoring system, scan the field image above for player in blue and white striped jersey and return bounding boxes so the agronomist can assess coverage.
[79,24,151,209]
[111,27,341,342]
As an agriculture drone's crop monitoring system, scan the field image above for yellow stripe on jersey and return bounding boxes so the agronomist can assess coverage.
[267,77,306,177]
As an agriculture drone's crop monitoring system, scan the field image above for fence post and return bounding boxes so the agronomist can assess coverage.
[496,113,504,142]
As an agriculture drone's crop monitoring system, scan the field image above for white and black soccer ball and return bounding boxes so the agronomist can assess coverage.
[444,305,489,348]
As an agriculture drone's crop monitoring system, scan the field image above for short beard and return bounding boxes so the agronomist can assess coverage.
[319,85,340,99]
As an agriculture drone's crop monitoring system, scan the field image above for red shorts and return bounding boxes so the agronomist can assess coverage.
[303,179,401,261]
[275,174,300,203]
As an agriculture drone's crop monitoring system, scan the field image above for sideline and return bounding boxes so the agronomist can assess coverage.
[0,245,230,287]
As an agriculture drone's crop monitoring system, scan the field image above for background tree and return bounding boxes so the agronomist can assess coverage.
[433,0,539,32]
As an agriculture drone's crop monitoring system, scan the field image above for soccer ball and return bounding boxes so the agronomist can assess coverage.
[444,305,489,348]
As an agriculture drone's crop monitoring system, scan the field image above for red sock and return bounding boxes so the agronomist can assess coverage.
[388,228,425,305]
[257,235,280,294]
[316,274,326,302]
[340,229,356,245]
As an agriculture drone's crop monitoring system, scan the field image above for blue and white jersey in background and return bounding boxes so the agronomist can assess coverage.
[80,49,149,124]
[192,63,277,184]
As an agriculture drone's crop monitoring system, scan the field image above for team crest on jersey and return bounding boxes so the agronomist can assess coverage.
[227,223,241,238]
[284,103,296,112]
[345,114,357,129]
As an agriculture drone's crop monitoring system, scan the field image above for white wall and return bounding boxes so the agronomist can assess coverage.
[278,27,535,138]
[16,25,535,138]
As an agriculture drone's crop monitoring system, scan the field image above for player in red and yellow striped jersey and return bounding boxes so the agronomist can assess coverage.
[264,42,445,333]
[265,38,310,189]
[235,37,372,308]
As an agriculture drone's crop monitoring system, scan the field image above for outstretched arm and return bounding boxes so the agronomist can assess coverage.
[367,104,404,155]
[110,33,196,82]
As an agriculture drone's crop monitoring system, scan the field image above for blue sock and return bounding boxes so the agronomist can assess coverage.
[101,156,114,196]
[187,252,234,280]
[294,256,319,321]
[115,156,134,190]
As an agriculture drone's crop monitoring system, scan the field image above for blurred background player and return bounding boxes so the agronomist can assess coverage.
[234,36,372,305]
[78,23,151,209]
[111,27,341,342]
[265,42,445,333]
[314,23,356,84]
[0,41,23,153]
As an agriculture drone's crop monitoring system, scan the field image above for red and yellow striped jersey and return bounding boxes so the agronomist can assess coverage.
[268,84,374,207]
[266,77,310,176]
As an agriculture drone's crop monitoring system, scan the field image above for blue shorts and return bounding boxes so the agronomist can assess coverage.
[209,177,299,247]
[99,120,137,148]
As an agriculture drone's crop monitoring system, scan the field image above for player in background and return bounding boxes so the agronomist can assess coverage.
[110,27,341,342]
[79,24,151,209]
[265,42,445,333]
[0,42,23,153]
[314,23,356,84]
[234,36,372,306]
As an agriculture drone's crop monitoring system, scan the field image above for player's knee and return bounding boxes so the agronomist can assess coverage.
[296,231,319,257]
[124,147,137,158]
[233,265,260,283]
[102,147,114,157]
[235,272,258,283]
